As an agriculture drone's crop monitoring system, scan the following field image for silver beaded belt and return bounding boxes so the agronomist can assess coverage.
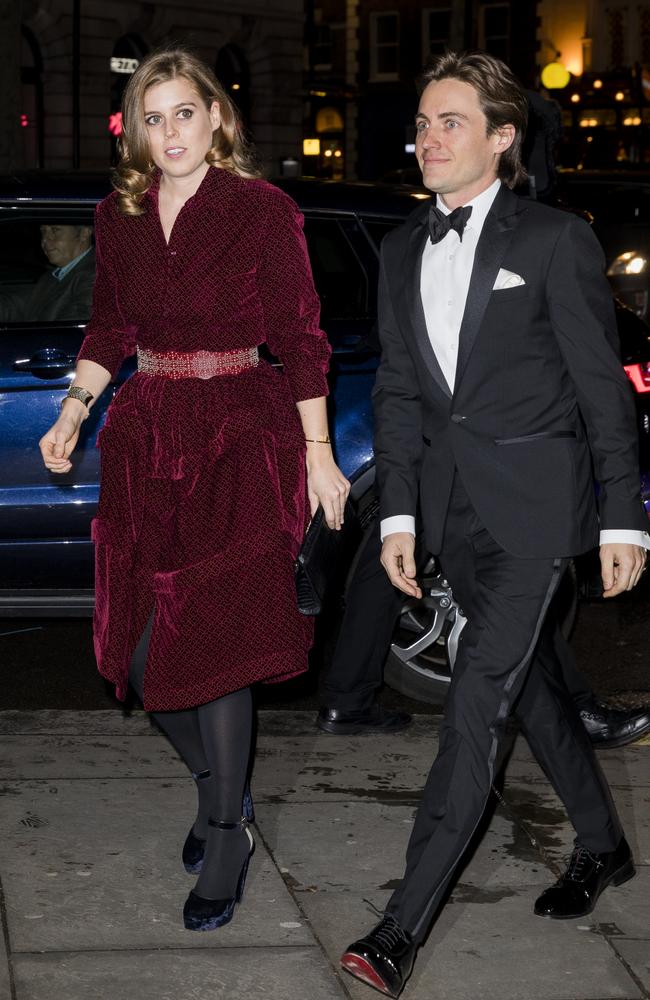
[137,346,259,379]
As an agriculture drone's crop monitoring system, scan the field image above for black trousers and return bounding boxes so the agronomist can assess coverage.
[386,477,623,942]
[320,500,593,712]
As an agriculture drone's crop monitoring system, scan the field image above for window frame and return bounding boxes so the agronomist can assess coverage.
[369,10,400,83]
[478,2,510,63]
[421,5,453,63]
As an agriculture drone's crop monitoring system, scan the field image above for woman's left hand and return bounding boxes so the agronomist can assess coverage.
[306,449,350,530]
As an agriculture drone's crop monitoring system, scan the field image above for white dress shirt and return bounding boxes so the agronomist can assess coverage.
[380,179,650,551]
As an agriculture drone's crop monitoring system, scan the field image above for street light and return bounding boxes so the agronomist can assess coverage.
[541,61,571,89]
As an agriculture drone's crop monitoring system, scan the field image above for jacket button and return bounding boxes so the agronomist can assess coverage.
[450,414,466,423]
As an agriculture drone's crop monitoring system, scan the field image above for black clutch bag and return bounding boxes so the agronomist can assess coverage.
[295,500,360,615]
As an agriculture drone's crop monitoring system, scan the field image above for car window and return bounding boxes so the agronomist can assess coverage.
[557,181,650,224]
[0,220,96,325]
[362,219,402,250]
[303,216,369,318]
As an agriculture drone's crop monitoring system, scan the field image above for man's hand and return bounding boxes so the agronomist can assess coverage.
[380,532,422,599]
[600,542,647,598]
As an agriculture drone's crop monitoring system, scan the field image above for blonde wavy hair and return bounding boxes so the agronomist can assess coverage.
[113,48,261,215]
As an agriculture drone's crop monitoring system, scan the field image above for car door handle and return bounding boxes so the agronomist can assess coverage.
[13,348,77,379]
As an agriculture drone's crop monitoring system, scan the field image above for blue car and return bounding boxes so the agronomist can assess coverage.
[1,173,649,703]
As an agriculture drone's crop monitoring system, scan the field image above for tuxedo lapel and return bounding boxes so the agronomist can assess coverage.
[402,215,452,400]
[453,186,522,393]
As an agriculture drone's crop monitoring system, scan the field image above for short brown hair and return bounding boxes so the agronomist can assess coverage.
[419,50,528,188]
[113,48,261,215]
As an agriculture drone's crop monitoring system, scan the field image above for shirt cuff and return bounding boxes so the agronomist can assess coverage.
[380,515,416,541]
[599,529,650,550]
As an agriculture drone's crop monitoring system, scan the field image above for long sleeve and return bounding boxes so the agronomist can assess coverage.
[546,214,647,532]
[258,190,331,402]
[372,244,423,520]
[76,199,136,379]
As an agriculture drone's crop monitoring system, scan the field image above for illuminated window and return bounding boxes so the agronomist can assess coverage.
[369,12,400,81]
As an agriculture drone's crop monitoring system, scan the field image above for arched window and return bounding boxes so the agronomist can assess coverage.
[21,26,43,168]
[215,44,251,127]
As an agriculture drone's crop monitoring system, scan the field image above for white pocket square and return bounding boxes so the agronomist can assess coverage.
[493,268,525,290]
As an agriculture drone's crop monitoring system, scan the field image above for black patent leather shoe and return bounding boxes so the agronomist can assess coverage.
[317,705,412,735]
[579,697,650,749]
[534,837,635,919]
[341,915,416,997]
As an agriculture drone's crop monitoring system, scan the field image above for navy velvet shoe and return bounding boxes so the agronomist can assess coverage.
[182,775,254,875]
[183,818,255,931]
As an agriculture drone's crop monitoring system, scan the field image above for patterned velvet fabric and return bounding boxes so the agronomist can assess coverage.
[78,166,331,710]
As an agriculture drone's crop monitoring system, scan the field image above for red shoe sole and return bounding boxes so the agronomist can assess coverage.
[341,952,394,996]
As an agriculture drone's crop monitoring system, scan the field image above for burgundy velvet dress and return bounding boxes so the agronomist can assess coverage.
[77,166,331,711]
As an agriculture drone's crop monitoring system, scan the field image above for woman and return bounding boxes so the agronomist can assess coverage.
[39,48,349,931]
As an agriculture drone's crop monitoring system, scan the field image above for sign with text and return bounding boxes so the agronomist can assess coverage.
[111,57,139,75]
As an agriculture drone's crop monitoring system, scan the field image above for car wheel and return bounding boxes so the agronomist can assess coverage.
[383,547,578,706]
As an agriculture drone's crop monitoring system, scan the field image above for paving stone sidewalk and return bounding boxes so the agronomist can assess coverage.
[0,710,647,1000]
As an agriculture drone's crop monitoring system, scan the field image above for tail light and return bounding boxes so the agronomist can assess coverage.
[624,362,650,393]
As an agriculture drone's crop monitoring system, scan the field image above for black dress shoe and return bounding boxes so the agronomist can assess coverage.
[341,915,416,997]
[317,705,412,735]
[534,837,635,919]
[579,697,650,749]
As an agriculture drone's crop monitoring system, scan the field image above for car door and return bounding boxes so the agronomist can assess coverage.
[0,208,132,604]
[301,211,380,479]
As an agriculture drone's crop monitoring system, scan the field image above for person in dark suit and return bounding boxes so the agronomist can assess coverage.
[0,225,95,323]
[340,51,648,998]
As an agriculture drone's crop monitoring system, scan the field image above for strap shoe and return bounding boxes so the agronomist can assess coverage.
[182,777,254,875]
[534,836,635,919]
[183,817,254,931]
[341,915,416,997]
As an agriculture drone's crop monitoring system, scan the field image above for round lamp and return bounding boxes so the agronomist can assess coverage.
[541,61,571,89]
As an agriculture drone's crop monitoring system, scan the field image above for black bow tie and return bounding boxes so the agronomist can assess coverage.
[428,204,472,244]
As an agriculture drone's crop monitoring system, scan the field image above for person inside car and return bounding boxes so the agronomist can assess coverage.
[0,224,95,323]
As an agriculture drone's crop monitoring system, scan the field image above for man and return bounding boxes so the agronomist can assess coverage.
[0,224,95,323]
[340,51,648,998]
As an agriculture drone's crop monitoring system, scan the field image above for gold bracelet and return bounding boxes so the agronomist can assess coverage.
[305,436,331,444]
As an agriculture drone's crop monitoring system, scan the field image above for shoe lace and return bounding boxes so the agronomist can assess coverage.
[565,844,604,882]
[373,915,409,951]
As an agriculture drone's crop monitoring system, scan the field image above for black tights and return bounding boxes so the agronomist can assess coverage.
[129,617,253,898]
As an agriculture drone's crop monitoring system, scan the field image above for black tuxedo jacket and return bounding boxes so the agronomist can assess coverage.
[373,184,647,559]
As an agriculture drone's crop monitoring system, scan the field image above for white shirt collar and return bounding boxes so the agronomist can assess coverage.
[436,177,502,236]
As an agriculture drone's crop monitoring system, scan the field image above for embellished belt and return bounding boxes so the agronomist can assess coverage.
[136,346,259,379]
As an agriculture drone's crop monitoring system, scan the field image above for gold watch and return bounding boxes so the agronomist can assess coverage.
[63,386,94,409]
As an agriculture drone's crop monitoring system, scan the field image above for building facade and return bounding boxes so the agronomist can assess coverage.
[304,0,538,181]
[9,0,305,175]
[538,0,650,166]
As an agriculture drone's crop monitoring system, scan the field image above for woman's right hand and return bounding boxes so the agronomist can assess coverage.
[39,400,86,474]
